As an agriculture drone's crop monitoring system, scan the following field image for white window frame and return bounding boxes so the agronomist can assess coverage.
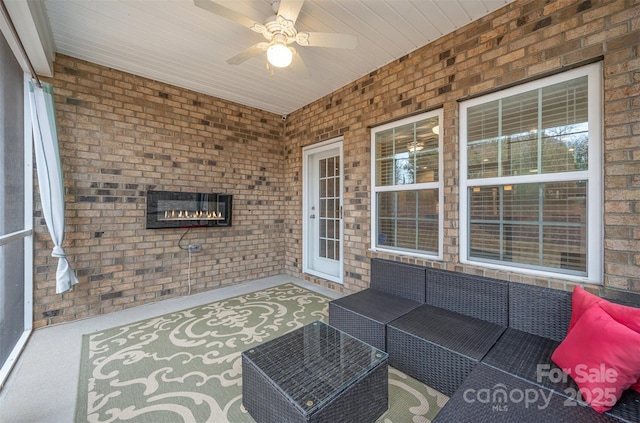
[459,62,602,283]
[370,109,444,260]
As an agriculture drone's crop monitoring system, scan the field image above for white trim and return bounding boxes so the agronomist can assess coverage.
[370,109,444,260]
[0,331,31,390]
[0,229,32,245]
[23,73,34,333]
[463,171,590,187]
[302,138,344,284]
[586,63,603,282]
[459,62,603,283]
[374,182,439,192]
[0,0,54,76]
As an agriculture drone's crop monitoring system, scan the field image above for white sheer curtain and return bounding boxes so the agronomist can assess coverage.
[28,81,78,293]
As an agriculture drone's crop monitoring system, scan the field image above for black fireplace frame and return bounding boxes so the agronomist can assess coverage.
[146,190,232,229]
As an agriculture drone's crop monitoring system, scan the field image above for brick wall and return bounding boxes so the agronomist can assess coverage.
[283,0,640,295]
[34,0,638,326]
[34,55,285,327]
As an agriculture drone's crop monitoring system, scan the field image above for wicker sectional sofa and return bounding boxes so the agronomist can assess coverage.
[328,258,640,422]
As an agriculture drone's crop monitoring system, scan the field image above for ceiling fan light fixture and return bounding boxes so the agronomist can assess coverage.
[267,42,293,68]
[407,141,425,152]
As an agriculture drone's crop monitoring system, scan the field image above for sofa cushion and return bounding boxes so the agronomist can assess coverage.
[390,304,506,362]
[329,288,422,324]
[433,363,620,423]
[552,302,640,413]
[424,268,508,326]
[484,328,640,421]
[387,304,506,396]
[509,283,572,342]
[329,288,422,351]
[370,258,426,302]
[482,328,574,392]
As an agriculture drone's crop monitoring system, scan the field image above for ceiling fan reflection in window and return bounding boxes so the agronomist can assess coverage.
[194,0,358,77]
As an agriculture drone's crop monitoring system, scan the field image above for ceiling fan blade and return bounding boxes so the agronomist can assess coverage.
[226,44,267,65]
[289,50,310,79]
[296,32,358,49]
[277,0,304,25]
[194,0,260,30]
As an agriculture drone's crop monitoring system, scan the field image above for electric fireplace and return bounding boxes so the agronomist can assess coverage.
[146,191,232,229]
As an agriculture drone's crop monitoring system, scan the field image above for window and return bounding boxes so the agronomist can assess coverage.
[371,110,443,258]
[460,63,602,282]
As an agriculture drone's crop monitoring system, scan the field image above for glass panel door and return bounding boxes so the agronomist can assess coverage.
[303,141,343,283]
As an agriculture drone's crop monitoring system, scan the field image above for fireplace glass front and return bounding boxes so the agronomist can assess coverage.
[146,191,232,229]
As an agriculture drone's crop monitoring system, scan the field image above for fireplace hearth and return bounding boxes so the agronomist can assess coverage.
[146,191,232,229]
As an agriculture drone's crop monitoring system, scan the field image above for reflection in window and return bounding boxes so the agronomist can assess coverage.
[469,182,587,272]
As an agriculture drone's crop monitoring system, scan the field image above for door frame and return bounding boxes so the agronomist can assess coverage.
[0,76,34,389]
[302,138,344,284]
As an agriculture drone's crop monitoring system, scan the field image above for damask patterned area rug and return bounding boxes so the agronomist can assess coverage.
[75,283,448,422]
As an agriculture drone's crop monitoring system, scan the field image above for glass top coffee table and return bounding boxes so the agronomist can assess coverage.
[242,320,388,423]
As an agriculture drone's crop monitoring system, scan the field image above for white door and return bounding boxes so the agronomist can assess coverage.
[303,140,343,283]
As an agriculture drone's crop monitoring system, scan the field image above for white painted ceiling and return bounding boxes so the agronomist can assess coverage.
[41,0,514,115]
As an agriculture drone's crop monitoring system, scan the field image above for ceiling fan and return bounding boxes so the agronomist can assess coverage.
[194,0,358,77]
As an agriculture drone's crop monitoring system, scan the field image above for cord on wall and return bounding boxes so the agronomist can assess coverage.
[178,228,198,295]
[187,249,192,296]
[178,228,191,250]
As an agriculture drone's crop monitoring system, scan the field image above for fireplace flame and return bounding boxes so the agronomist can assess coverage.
[161,210,223,220]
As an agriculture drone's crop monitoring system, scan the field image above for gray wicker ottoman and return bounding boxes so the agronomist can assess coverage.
[242,321,389,423]
[329,258,426,352]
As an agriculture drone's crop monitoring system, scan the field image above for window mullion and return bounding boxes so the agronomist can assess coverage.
[537,89,543,175]
[498,99,503,178]
[537,90,544,266]
[392,128,397,186]
[538,184,544,266]
[415,191,419,250]
[412,122,417,185]
[393,191,398,248]
[499,187,504,260]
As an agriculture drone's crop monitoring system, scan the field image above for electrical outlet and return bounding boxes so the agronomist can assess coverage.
[188,244,201,252]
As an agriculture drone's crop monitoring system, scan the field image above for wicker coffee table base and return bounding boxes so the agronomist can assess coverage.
[243,356,388,422]
[242,321,389,423]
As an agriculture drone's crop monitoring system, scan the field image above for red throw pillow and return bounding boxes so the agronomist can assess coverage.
[600,300,640,334]
[568,286,640,394]
[568,286,601,332]
[552,302,640,413]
